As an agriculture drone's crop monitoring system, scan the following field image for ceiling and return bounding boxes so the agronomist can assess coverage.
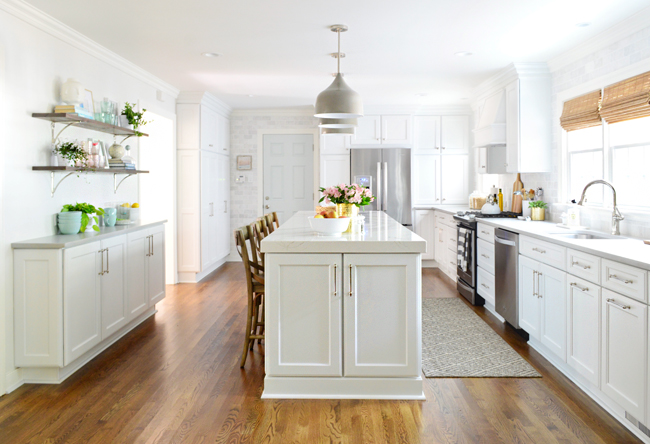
[25,0,650,109]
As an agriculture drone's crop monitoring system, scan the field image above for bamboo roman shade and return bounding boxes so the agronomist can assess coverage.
[560,90,602,131]
[600,71,650,124]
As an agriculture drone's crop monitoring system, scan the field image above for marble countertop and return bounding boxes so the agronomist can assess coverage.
[261,211,426,254]
[12,220,167,249]
[477,218,650,271]
[413,205,471,215]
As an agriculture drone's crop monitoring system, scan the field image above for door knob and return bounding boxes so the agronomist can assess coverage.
[265,205,270,209]
[265,196,270,200]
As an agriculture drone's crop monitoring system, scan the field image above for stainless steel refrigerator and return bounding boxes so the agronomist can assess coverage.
[350,148,412,226]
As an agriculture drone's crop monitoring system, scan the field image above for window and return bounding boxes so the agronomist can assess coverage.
[567,126,604,205]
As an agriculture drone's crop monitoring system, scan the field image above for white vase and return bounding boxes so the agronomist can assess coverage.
[83,213,97,232]
[60,78,85,105]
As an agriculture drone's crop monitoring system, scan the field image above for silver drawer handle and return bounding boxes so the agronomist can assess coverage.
[450,238,456,242]
[348,264,353,297]
[333,264,337,296]
[450,261,455,266]
[481,254,490,259]
[481,283,490,289]
[532,248,546,254]
[570,282,589,292]
[609,274,633,284]
[571,261,591,270]
[481,230,489,235]
[606,298,631,310]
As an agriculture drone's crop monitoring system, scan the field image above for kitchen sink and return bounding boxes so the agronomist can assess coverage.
[549,231,624,240]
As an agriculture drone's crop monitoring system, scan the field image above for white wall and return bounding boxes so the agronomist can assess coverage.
[0,5,177,392]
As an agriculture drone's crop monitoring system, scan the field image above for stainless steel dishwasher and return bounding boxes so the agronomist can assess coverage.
[494,228,519,328]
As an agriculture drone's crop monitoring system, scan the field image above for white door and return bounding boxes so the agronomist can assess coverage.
[148,225,166,305]
[126,230,150,321]
[100,235,128,340]
[263,134,314,224]
[63,242,102,365]
[415,210,435,260]
[320,154,350,189]
[440,116,469,154]
[265,253,342,377]
[519,255,541,340]
[381,115,411,145]
[351,115,381,145]
[505,80,520,173]
[439,155,468,204]
[539,264,567,361]
[320,134,350,155]
[344,254,420,377]
[412,154,439,205]
[216,153,230,260]
[413,116,440,153]
[567,277,601,386]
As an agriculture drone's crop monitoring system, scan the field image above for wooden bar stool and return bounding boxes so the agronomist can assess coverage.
[264,212,280,233]
[234,226,265,368]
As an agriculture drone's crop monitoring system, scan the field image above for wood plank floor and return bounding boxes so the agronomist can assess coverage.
[0,264,642,443]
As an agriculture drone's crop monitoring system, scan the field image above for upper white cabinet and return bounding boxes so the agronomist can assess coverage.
[413,116,440,153]
[441,116,469,154]
[351,115,411,146]
[200,105,218,152]
[320,155,350,190]
[218,113,230,154]
[352,115,381,145]
[412,154,439,206]
[439,155,468,205]
[320,134,350,155]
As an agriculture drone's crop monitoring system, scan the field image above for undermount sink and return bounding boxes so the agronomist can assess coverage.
[549,231,625,240]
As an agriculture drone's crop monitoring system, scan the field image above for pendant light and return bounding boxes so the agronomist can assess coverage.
[318,117,358,129]
[314,25,364,119]
[321,127,355,135]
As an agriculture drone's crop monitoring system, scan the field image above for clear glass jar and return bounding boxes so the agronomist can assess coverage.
[469,190,487,210]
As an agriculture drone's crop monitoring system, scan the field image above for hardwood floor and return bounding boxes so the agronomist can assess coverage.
[0,264,642,443]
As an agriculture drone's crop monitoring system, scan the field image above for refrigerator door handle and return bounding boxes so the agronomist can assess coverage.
[383,162,388,212]
[376,162,382,211]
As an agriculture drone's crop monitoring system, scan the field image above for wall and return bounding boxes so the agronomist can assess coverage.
[0,4,177,392]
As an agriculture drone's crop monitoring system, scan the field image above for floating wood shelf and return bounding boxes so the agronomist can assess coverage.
[32,166,149,197]
[32,113,148,137]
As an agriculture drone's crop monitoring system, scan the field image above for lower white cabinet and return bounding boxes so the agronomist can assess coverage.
[601,289,647,420]
[100,235,129,340]
[148,225,166,305]
[519,254,541,339]
[567,276,601,386]
[414,210,435,260]
[127,230,150,321]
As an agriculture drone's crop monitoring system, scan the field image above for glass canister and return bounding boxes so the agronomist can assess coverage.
[469,190,487,210]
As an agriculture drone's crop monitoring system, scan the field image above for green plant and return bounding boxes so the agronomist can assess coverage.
[528,200,548,209]
[121,102,151,137]
[61,203,105,232]
[55,141,87,166]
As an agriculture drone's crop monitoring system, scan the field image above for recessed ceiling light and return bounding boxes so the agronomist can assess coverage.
[248,94,254,97]
[575,22,591,28]
[460,97,468,100]
[415,93,428,97]
[455,51,473,57]
[201,52,221,58]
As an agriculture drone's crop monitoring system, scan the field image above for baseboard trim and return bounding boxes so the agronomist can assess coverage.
[177,257,228,283]
[483,302,505,323]
[5,368,23,394]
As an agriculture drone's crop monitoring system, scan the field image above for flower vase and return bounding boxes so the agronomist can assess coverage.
[336,203,358,233]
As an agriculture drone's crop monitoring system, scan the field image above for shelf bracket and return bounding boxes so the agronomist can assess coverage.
[51,121,80,144]
[50,171,75,197]
[119,134,135,145]
[113,172,136,194]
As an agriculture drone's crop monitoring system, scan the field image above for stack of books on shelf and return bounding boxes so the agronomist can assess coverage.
[54,105,94,120]
[108,159,136,170]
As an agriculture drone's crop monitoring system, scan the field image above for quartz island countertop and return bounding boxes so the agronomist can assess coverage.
[260,211,426,254]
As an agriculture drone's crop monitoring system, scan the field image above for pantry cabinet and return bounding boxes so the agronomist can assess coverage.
[201,151,230,271]
[412,154,439,205]
[439,155,469,204]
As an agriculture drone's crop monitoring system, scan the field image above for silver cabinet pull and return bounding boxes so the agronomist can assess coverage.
[481,254,490,259]
[537,272,543,298]
[481,230,490,235]
[532,247,546,254]
[348,264,353,297]
[105,248,109,274]
[609,274,632,284]
[481,283,490,289]
[450,238,456,242]
[571,261,591,270]
[98,249,105,275]
[606,298,631,310]
[532,270,537,297]
[570,282,589,292]
[151,235,154,256]
[333,264,337,296]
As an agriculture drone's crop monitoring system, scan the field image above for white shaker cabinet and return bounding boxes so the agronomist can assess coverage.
[352,115,381,145]
[100,235,129,339]
[567,277,601,387]
[412,154,439,205]
[148,224,166,305]
[320,155,350,190]
[321,134,350,155]
[440,116,469,154]
[519,255,541,340]
[351,115,411,146]
[126,230,150,322]
[439,155,468,205]
[414,210,435,261]
[539,264,567,362]
[413,116,440,153]
[200,105,218,152]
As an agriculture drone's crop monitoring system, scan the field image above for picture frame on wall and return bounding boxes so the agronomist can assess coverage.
[82,89,94,113]
[237,155,252,170]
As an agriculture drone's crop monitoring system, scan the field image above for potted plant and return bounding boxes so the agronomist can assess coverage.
[319,184,375,232]
[55,140,87,167]
[61,203,105,232]
[529,200,548,221]
[121,102,151,137]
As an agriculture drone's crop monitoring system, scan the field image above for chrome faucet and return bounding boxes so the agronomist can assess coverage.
[577,180,625,235]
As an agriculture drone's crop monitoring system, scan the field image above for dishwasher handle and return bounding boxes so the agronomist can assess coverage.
[494,236,517,247]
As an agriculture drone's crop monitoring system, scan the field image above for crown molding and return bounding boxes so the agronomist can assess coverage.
[231,104,471,117]
[0,0,179,97]
[176,91,232,116]
[231,106,316,117]
[472,62,550,103]
[547,6,650,72]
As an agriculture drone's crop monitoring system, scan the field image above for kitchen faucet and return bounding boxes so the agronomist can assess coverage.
[577,180,625,235]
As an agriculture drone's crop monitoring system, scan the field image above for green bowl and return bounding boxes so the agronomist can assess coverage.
[58,222,81,235]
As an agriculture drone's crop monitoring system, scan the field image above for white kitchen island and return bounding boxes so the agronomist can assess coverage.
[260,211,426,400]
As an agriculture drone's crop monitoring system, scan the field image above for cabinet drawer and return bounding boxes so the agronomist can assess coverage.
[435,212,454,228]
[520,236,566,270]
[445,226,457,253]
[477,238,495,275]
[477,267,495,305]
[601,259,647,303]
[477,223,495,243]
[445,247,458,278]
[567,249,600,285]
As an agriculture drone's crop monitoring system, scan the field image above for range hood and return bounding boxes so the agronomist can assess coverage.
[473,89,506,147]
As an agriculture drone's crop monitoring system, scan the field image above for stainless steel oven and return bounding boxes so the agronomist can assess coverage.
[453,217,484,306]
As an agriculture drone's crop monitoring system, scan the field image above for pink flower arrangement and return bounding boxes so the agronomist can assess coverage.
[319,183,375,207]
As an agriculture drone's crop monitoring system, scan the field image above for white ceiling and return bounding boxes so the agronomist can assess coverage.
[25,0,650,109]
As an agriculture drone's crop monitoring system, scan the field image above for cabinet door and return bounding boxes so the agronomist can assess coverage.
[216,153,231,260]
[148,225,166,305]
[320,154,350,189]
[177,149,201,272]
[265,254,342,376]
[176,104,200,150]
[439,155,468,204]
[126,230,150,322]
[505,80,520,173]
[63,242,102,365]
[414,210,435,260]
[601,289,647,420]
[567,277,600,386]
[100,235,128,340]
[351,115,381,145]
[344,254,420,377]
[519,255,541,340]
[476,147,487,174]
[539,264,567,361]
[320,134,350,155]
[200,105,218,152]
[218,114,230,154]
[201,151,219,269]
[434,226,445,265]
[381,115,411,144]
[413,116,440,153]
[412,154,439,206]
[440,116,469,154]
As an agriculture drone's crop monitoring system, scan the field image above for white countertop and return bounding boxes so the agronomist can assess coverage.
[12,220,167,249]
[477,218,650,271]
[414,205,471,215]
[261,211,426,254]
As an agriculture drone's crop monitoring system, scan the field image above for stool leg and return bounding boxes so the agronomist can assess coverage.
[240,294,254,368]
[250,296,259,351]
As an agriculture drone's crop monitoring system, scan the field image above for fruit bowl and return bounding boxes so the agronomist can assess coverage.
[308,216,351,236]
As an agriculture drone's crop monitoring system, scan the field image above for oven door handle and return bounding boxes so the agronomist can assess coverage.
[457,278,474,294]
[494,236,516,247]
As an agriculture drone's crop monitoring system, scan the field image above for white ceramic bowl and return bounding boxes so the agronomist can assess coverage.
[308,216,351,235]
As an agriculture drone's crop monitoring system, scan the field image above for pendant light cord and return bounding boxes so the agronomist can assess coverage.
[337,29,341,74]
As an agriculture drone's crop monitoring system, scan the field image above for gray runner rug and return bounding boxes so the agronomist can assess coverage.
[422,298,541,378]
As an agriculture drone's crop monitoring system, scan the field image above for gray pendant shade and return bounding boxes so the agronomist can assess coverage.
[318,117,358,128]
[321,126,355,135]
[314,74,364,119]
